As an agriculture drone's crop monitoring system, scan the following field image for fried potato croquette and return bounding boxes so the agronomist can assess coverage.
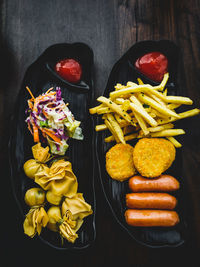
[106,144,136,181]
[133,138,175,178]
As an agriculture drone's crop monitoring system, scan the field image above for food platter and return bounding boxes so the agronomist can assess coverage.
[94,40,191,248]
[8,42,96,250]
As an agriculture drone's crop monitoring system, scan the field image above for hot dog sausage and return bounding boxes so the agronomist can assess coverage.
[125,209,179,227]
[126,193,177,210]
[129,175,180,192]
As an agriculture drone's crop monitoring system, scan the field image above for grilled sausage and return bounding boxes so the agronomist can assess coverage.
[125,209,179,227]
[126,193,177,210]
[128,175,180,192]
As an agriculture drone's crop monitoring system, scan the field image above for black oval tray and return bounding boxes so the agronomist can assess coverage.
[8,43,96,250]
[95,40,189,248]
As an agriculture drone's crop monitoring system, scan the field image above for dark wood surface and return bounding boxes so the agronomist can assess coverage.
[1,0,200,266]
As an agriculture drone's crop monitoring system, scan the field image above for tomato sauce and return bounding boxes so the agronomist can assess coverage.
[135,52,168,82]
[55,58,82,83]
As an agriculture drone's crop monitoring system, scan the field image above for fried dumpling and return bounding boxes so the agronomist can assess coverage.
[62,193,93,232]
[23,143,50,179]
[35,160,78,197]
[32,142,51,162]
[47,206,78,243]
[23,187,49,238]
[23,207,49,238]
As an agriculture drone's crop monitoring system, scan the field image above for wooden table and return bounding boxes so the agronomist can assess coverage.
[1,0,200,266]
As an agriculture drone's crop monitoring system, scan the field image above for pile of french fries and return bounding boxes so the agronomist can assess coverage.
[89,73,200,148]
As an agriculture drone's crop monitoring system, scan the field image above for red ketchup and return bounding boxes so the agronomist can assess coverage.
[55,58,82,83]
[135,52,168,82]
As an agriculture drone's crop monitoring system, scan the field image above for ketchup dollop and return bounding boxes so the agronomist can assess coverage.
[55,58,82,83]
[135,52,168,82]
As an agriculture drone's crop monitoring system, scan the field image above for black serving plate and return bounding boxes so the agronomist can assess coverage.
[8,43,96,250]
[95,40,189,248]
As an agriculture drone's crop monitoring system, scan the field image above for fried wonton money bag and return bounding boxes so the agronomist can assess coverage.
[23,143,50,179]
[23,188,49,238]
[23,207,49,238]
[35,160,78,197]
[62,193,93,232]
[32,143,51,162]
[47,206,78,243]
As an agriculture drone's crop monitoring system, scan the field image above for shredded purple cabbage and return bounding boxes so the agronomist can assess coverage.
[56,87,62,101]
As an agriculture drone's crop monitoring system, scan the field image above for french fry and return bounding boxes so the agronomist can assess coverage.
[110,82,167,101]
[97,96,134,125]
[148,123,174,132]
[96,119,132,132]
[106,114,126,144]
[137,78,144,85]
[138,123,174,138]
[124,132,139,141]
[127,81,138,87]
[167,103,181,110]
[109,84,152,99]
[105,132,138,143]
[114,98,125,105]
[165,96,193,105]
[146,87,167,101]
[130,102,158,127]
[147,93,167,107]
[167,136,182,148]
[104,119,120,143]
[157,108,200,125]
[132,110,149,135]
[150,109,170,119]
[95,124,107,131]
[104,135,115,143]
[150,129,185,137]
[150,72,169,91]
[115,83,125,90]
[89,104,104,114]
[130,95,158,127]
[159,72,169,90]
[178,108,200,118]
[96,107,112,114]
[138,93,180,118]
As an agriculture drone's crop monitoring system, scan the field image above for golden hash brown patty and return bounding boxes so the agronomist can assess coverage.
[133,138,176,178]
[106,144,136,181]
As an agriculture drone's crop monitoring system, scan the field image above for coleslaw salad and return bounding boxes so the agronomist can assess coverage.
[25,86,83,155]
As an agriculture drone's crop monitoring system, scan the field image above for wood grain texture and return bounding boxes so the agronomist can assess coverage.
[1,0,200,266]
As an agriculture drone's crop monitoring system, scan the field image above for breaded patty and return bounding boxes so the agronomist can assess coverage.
[106,144,136,181]
[133,138,176,178]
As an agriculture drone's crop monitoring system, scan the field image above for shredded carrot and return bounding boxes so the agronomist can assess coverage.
[42,128,61,143]
[46,87,54,94]
[26,86,35,99]
[31,121,39,142]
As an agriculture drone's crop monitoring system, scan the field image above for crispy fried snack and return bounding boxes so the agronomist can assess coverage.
[106,144,136,181]
[133,138,175,178]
